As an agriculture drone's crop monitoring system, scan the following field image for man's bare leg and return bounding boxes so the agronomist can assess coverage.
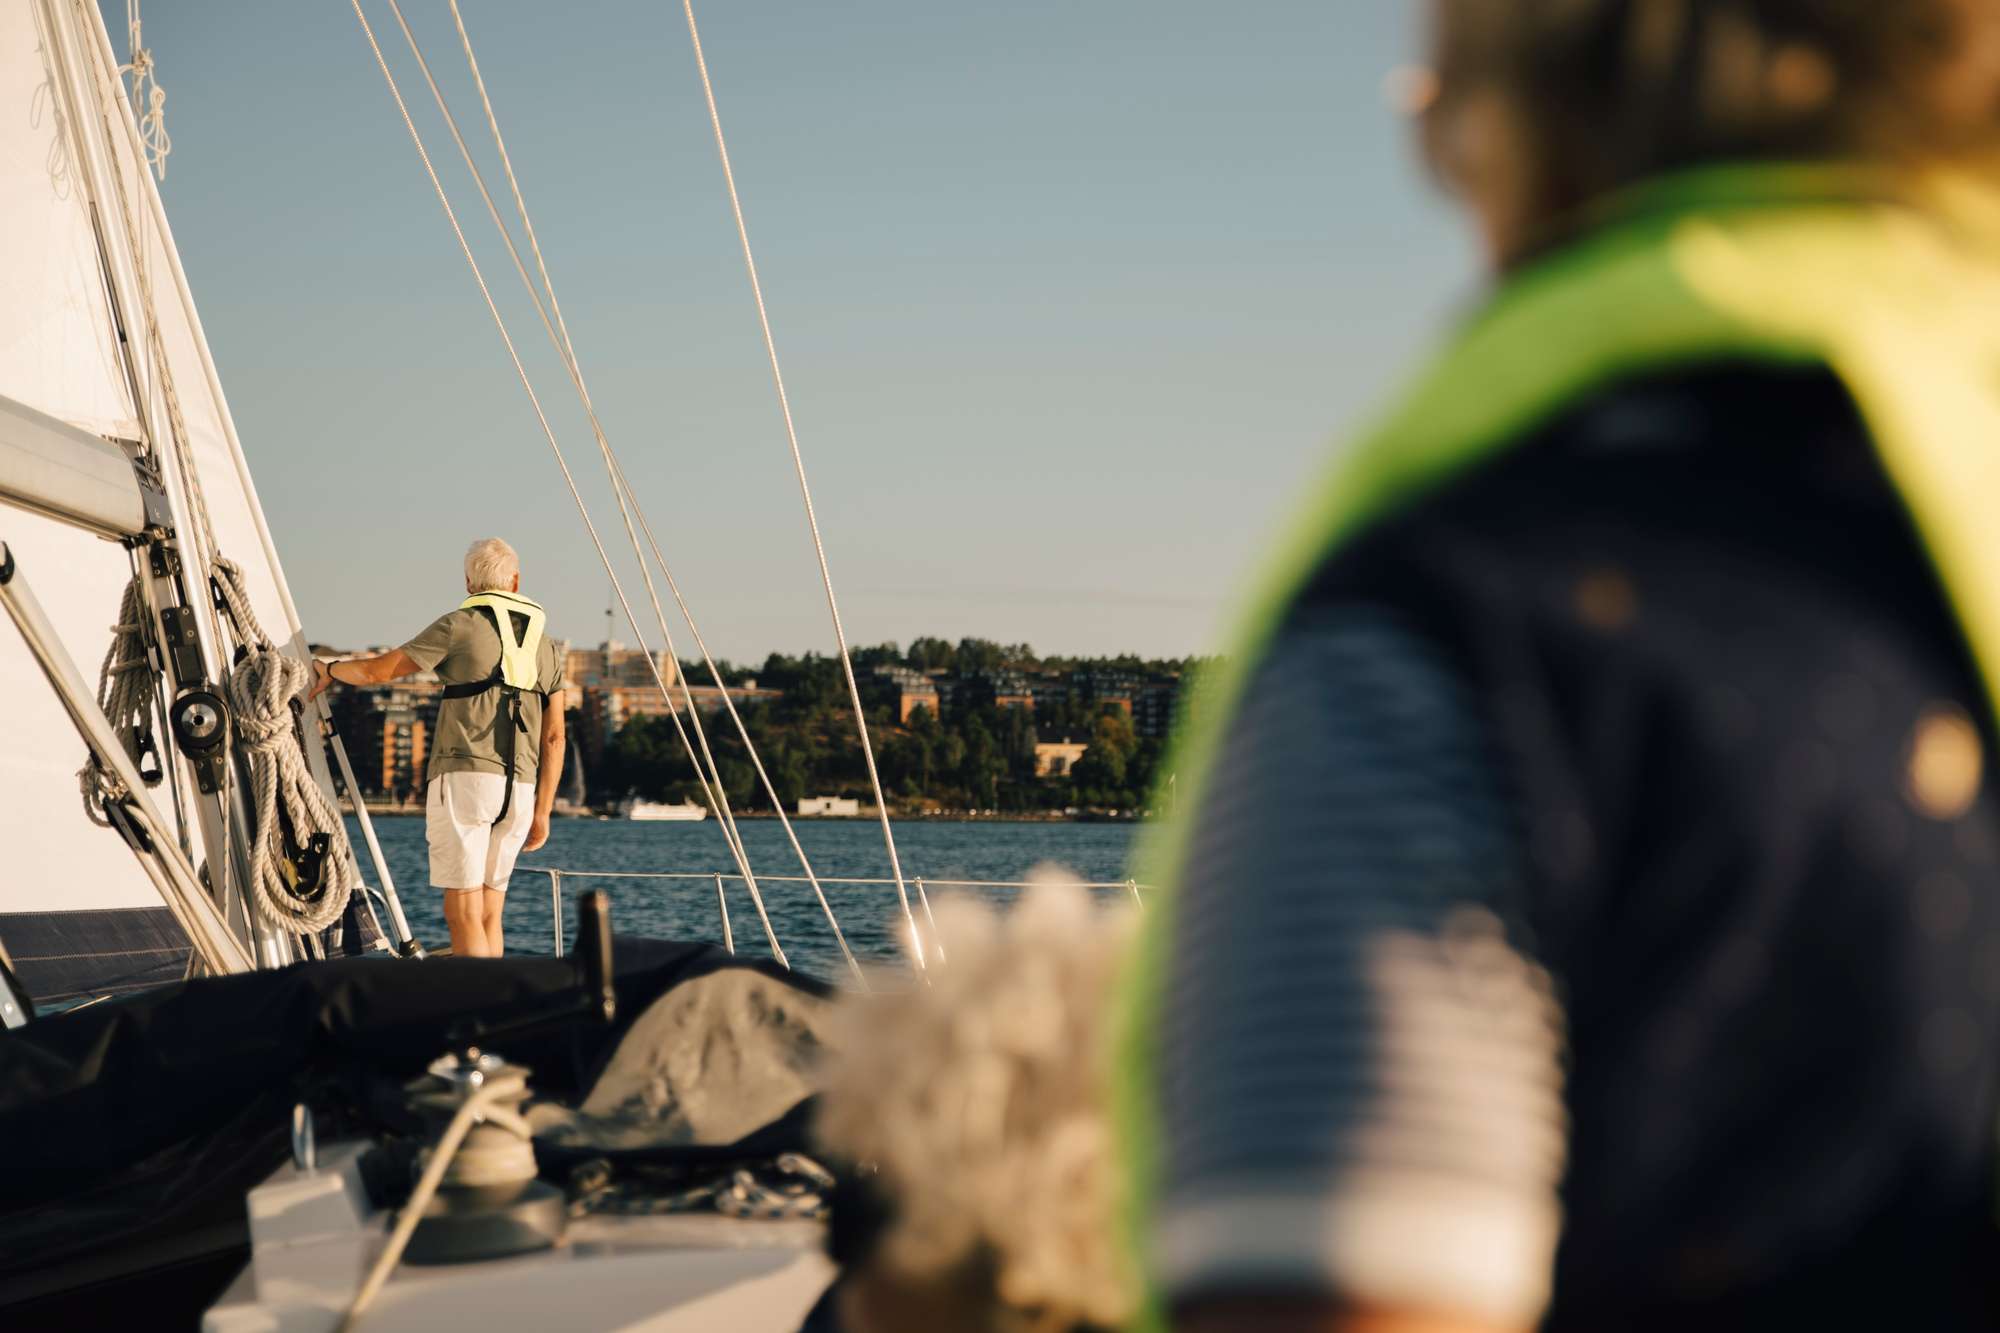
[444,888,490,957]
[481,887,506,957]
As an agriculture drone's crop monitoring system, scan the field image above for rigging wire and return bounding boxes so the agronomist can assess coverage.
[432,0,867,986]
[676,0,923,967]
[379,0,759,917]
[345,0,792,966]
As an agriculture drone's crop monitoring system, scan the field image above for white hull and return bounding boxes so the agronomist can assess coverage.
[624,801,709,822]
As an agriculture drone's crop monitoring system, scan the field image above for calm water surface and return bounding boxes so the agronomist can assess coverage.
[346,815,1139,980]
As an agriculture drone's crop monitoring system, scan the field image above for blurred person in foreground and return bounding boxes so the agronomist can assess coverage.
[1119,2,2000,1330]
[815,883,1141,1333]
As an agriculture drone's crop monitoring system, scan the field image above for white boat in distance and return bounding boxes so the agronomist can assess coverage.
[623,799,710,822]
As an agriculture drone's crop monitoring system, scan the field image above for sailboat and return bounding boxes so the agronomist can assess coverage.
[0,1,932,1326]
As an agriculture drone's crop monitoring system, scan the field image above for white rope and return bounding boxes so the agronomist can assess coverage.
[117,0,168,181]
[434,0,867,988]
[215,560,354,936]
[346,0,792,965]
[677,0,923,969]
[338,1079,508,1332]
[78,574,158,824]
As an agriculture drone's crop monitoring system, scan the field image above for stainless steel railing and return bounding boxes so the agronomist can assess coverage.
[519,867,1147,963]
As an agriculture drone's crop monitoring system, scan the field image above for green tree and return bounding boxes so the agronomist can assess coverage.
[770,744,809,808]
[1070,739,1127,796]
[1091,706,1138,758]
[852,642,902,672]
[955,638,1004,673]
[879,732,930,797]
[907,637,956,672]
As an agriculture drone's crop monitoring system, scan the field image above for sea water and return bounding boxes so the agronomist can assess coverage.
[345,815,1139,980]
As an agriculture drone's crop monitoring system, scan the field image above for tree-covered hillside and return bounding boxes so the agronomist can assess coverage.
[597,637,1206,815]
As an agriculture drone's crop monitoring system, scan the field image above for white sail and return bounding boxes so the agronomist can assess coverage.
[71,0,308,662]
[0,0,163,924]
[0,1,333,989]
[0,6,134,439]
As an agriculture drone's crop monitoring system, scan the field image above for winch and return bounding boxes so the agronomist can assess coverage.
[390,889,616,1267]
[399,1048,564,1264]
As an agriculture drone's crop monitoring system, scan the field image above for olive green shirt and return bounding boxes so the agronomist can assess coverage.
[401,608,565,785]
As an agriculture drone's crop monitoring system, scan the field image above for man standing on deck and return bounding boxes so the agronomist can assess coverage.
[310,538,566,957]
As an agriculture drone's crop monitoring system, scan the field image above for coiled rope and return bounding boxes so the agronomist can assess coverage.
[78,574,159,824]
[215,559,354,935]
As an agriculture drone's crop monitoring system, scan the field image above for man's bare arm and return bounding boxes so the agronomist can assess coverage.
[524,692,565,852]
[309,649,420,700]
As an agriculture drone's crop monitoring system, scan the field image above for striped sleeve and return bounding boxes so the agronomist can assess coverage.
[1152,607,1568,1325]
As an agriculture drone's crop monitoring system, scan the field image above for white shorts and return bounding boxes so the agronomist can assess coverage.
[426,772,536,892]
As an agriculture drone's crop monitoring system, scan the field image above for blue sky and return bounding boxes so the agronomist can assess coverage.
[112,0,1475,663]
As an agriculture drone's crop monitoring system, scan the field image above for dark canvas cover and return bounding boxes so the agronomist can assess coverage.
[0,906,191,1005]
[0,938,830,1314]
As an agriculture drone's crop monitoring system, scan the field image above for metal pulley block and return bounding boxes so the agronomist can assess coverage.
[169,686,229,793]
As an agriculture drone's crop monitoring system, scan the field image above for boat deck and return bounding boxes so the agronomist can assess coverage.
[203,1145,833,1332]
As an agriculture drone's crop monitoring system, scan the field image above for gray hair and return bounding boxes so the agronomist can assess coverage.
[1425,0,2000,250]
[464,537,519,593]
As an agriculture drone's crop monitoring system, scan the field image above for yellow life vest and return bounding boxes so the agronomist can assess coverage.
[447,590,548,824]
[1113,161,2000,1324]
[458,590,547,692]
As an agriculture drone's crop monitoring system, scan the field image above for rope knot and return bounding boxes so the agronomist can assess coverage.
[213,561,356,935]
[120,3,170,181]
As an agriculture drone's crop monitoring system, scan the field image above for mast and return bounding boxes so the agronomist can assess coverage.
[0,1,412,993]
[30,0,286,968]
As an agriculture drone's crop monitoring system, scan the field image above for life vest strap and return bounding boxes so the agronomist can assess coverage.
[441,594,550,828]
